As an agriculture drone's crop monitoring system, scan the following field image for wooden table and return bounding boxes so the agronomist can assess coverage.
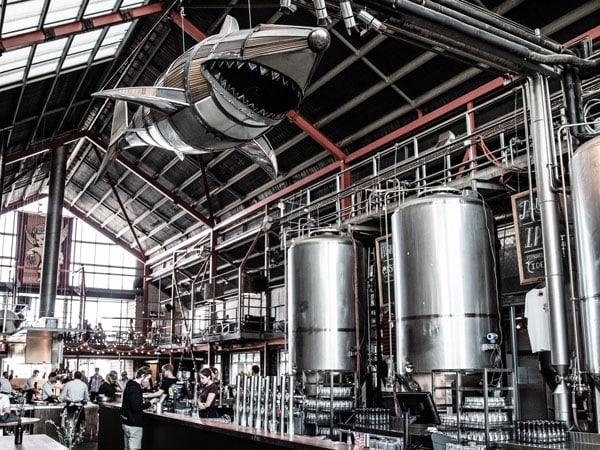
[0,418,41,428]
[0,434,67,449]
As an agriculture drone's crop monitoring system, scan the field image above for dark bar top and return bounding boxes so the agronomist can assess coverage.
[99,402,363,449]
[147,411,362,449]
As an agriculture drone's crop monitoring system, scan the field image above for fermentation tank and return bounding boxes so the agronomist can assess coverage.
[392,191,500,373]
[571,135,600,385]
[288,234,367,372]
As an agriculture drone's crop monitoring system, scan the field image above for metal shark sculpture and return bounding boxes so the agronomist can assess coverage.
[93,16,330,181]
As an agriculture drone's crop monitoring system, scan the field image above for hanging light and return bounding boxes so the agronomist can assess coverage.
[357,9,387,34]
[313,0,331,26]
[339,1,356,34]
[279,0,297,14]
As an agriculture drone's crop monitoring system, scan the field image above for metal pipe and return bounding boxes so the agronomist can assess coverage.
[408,0,558,56]
[39,144,68,318]
[526,74,571,422]
[362,0,599,70]
[431,0,568,54]
[509,304,521,421]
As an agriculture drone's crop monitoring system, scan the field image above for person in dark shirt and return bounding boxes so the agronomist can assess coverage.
[197,368,218,418]
[144,364,177,405]
[121,366,156,450]
[98,371,119,401]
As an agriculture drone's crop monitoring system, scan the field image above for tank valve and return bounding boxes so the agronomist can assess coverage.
[486,332,498,344]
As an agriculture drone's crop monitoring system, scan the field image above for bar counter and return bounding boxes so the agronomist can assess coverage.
[99,402,362,450]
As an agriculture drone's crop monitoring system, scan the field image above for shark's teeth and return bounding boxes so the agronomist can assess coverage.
[205,59,301,119]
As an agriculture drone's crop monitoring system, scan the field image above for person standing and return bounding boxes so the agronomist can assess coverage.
[197,368,218,418]
[118,371,129,391]
[26,369,40,402]
[59,371,89,430]
[41,372,58,402]
[144,364,177,400]
[98,371,119,401]
[59,371,89,404]
[89,367,103,402]
[121,366,156,450]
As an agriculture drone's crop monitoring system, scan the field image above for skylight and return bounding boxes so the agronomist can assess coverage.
[0,0,147,89]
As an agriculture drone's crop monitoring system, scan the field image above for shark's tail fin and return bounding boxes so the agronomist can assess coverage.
[236,136,278,180]
[93,100,129,184]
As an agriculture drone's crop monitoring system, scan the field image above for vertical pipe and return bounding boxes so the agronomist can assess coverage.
[526,74,571,422]
[0,132,7,211]
[39,145,68,318]
[509,305,521,421]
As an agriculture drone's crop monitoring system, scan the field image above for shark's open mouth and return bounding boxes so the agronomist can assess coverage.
[204,59,302,120]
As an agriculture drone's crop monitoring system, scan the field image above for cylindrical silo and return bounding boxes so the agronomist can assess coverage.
[392,190,500,373]
[288,234,367,372]
[571,135,600,384]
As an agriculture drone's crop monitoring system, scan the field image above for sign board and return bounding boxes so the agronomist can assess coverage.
[511,190,545,285]
[375,234,394,309]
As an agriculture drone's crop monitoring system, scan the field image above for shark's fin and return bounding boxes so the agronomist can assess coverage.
[236,136,278,179]
[93,100,129,184]
[93,87,189,115]
[219,15,239,34]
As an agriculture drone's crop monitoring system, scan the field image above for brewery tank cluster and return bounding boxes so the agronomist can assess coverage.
[391,190,500,374]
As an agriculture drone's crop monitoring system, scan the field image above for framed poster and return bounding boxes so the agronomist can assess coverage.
[511,189,545,285]
[375,234,394,309]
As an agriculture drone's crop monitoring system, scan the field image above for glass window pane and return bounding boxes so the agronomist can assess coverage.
[44,0,81,27]
[2,0,45,36]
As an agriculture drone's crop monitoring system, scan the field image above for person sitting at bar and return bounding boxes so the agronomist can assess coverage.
[197,368,218,418]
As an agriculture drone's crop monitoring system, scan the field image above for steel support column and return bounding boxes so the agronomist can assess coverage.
[39,145,68,318]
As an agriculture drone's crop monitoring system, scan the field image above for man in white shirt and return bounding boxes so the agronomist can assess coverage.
[0,392,10,414]
[59,371,89,431]
[0,372,12,395]
[59,371,89,405]
[26,369,39,390]
[41,372,58,402]
[26,369,40,402]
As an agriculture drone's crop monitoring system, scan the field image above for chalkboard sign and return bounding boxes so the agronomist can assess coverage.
[375,234,394,309]
[511,190,545,285]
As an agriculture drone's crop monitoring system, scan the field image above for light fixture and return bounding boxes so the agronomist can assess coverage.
[339,1,356,34]
[313,0,331,26]
[279,0,297,14]
[357,9,387,34]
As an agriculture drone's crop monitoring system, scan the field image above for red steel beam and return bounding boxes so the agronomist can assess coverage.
[287,111,346,161]
[86,134,214,228]
[0,3,165,52]
[106,173,148,263]
[170,11,207,41]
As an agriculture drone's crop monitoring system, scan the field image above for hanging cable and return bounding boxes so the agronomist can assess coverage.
[179,2,186,53]
[247,0,253,28]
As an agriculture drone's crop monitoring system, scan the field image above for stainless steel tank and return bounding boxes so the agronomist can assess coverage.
[571,135,600,382]
[288,234,367,372]
[392,190,500,372]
